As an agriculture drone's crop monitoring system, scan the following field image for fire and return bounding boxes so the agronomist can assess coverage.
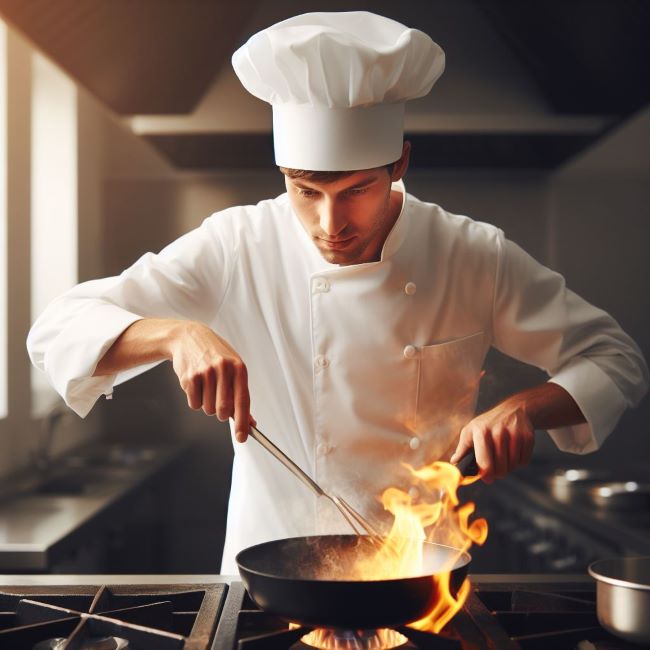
[301,628,408,649]
[352,461,488,634]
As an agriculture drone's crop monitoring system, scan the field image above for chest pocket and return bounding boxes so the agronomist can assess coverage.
[414,331,486,461]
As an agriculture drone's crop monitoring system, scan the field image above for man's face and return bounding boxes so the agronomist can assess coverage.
[285,168,400,265]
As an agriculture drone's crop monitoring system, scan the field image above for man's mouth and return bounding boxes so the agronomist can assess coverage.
[318,236,355,250]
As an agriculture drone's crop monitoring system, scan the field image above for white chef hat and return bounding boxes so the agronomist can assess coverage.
[232,11,445,171]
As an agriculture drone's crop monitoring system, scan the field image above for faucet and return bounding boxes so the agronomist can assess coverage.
[33,401,69,474]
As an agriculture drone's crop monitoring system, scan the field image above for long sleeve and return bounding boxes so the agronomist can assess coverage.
[491,234,648,453]
[27,213,238,417]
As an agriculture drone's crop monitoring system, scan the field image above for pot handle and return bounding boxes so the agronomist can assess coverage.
[455,450,479,477]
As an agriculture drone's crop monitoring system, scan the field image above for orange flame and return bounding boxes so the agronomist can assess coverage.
[351,461,488,634]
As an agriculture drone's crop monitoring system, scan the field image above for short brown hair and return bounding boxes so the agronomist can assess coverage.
[279,161,396,183]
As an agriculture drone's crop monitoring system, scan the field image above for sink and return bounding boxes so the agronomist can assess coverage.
[24,445,164,497]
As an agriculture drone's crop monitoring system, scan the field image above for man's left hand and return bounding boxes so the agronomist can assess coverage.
[449,383,586,483]
[450,401,535,483]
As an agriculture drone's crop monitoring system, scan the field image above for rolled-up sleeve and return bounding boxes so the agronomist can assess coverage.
[491,233,649,453]
[27,213,237,417]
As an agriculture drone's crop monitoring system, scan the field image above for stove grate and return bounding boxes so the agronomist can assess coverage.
[209,581,638,650]
[0,584,227,650]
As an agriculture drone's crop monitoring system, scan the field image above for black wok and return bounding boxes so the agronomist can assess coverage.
[236,534,471,630]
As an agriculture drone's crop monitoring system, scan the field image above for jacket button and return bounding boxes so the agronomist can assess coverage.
[317,442,331,455]
[404,282,417,295]
[403,345,417,359]
[409,437,421,450]
[315,355,330,368]
[313,277,330,293]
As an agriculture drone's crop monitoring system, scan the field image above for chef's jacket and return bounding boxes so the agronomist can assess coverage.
[27,181,649,574]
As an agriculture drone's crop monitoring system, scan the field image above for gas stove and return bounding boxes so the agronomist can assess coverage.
[0,584,225,649]
[0,577,636,649]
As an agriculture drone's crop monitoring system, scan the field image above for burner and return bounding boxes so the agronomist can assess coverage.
[301,628,408,649]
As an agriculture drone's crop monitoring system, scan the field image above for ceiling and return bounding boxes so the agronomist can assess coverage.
[0,0,647,169]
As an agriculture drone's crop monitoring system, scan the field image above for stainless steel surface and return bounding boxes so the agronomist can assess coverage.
[249,425,380,537]
[547,468,613,503]
[587,481,650,510]
[466,468,650,574]
[0,443,184,570]
[589,556,650,643]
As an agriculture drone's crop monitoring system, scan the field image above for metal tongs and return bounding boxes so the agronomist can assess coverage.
[249,425,381,538]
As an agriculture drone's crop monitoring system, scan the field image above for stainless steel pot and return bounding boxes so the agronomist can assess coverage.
[588,556,650,644]
[547,468,613,503]
[587,481,650,510]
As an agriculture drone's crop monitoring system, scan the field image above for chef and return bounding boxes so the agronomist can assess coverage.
[27,12,648,574]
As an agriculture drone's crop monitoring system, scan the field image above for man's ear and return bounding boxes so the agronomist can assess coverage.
[390,140,411,182]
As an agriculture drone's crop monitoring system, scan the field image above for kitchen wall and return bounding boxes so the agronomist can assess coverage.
[0,25,173,481]
[548,108,650,466]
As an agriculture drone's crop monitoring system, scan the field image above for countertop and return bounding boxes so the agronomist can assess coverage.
[0,442,186,571]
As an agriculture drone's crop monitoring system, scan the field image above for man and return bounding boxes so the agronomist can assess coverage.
[27,12,648,574]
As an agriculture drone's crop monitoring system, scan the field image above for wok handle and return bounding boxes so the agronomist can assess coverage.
[456,450,479,477]
[249,425,325,497]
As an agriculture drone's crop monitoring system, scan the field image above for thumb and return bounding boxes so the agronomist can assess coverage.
[450,436,472,465]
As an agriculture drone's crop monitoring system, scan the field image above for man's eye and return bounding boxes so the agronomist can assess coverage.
[298,189,318,198]
[347,187,369,196]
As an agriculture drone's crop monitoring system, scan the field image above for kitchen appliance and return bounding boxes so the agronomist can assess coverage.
[0,584,225,649]
[0,577,641,649]
[465,469,650,574]
[588,556,650,644]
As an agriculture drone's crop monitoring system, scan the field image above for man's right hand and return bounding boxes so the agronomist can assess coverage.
[168,321,253,441]
[94,318,254,442]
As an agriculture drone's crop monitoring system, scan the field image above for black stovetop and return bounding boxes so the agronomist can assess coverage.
[213,578,632,650]
[0,579,634,650]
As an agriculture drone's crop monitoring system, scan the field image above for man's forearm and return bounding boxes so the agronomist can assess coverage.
[499,382,586,430]
[93,318,185,376]
[452,382,587,481]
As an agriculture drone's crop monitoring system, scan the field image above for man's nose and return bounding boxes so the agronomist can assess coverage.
[318,199,347,236]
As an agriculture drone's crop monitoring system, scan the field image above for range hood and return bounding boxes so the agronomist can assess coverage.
[0,0,647,169]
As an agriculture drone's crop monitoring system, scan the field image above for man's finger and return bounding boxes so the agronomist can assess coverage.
[509,427,520,469]
[493,428,509,478]
[215,360,234,421]
[201,367,216,416]
[186,374,203,410]
[233,362,250,442]
[450,430,472,464]
[473,430,495,484]
[520,430,535,466]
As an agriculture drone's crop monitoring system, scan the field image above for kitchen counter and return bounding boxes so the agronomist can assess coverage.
[0,442,187,571]
[0,572,594,586]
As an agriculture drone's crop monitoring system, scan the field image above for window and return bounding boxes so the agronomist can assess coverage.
[30,51,77,417]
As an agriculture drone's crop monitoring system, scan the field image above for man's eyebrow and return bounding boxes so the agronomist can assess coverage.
[292,175,380,191]
[347,175,380,189]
